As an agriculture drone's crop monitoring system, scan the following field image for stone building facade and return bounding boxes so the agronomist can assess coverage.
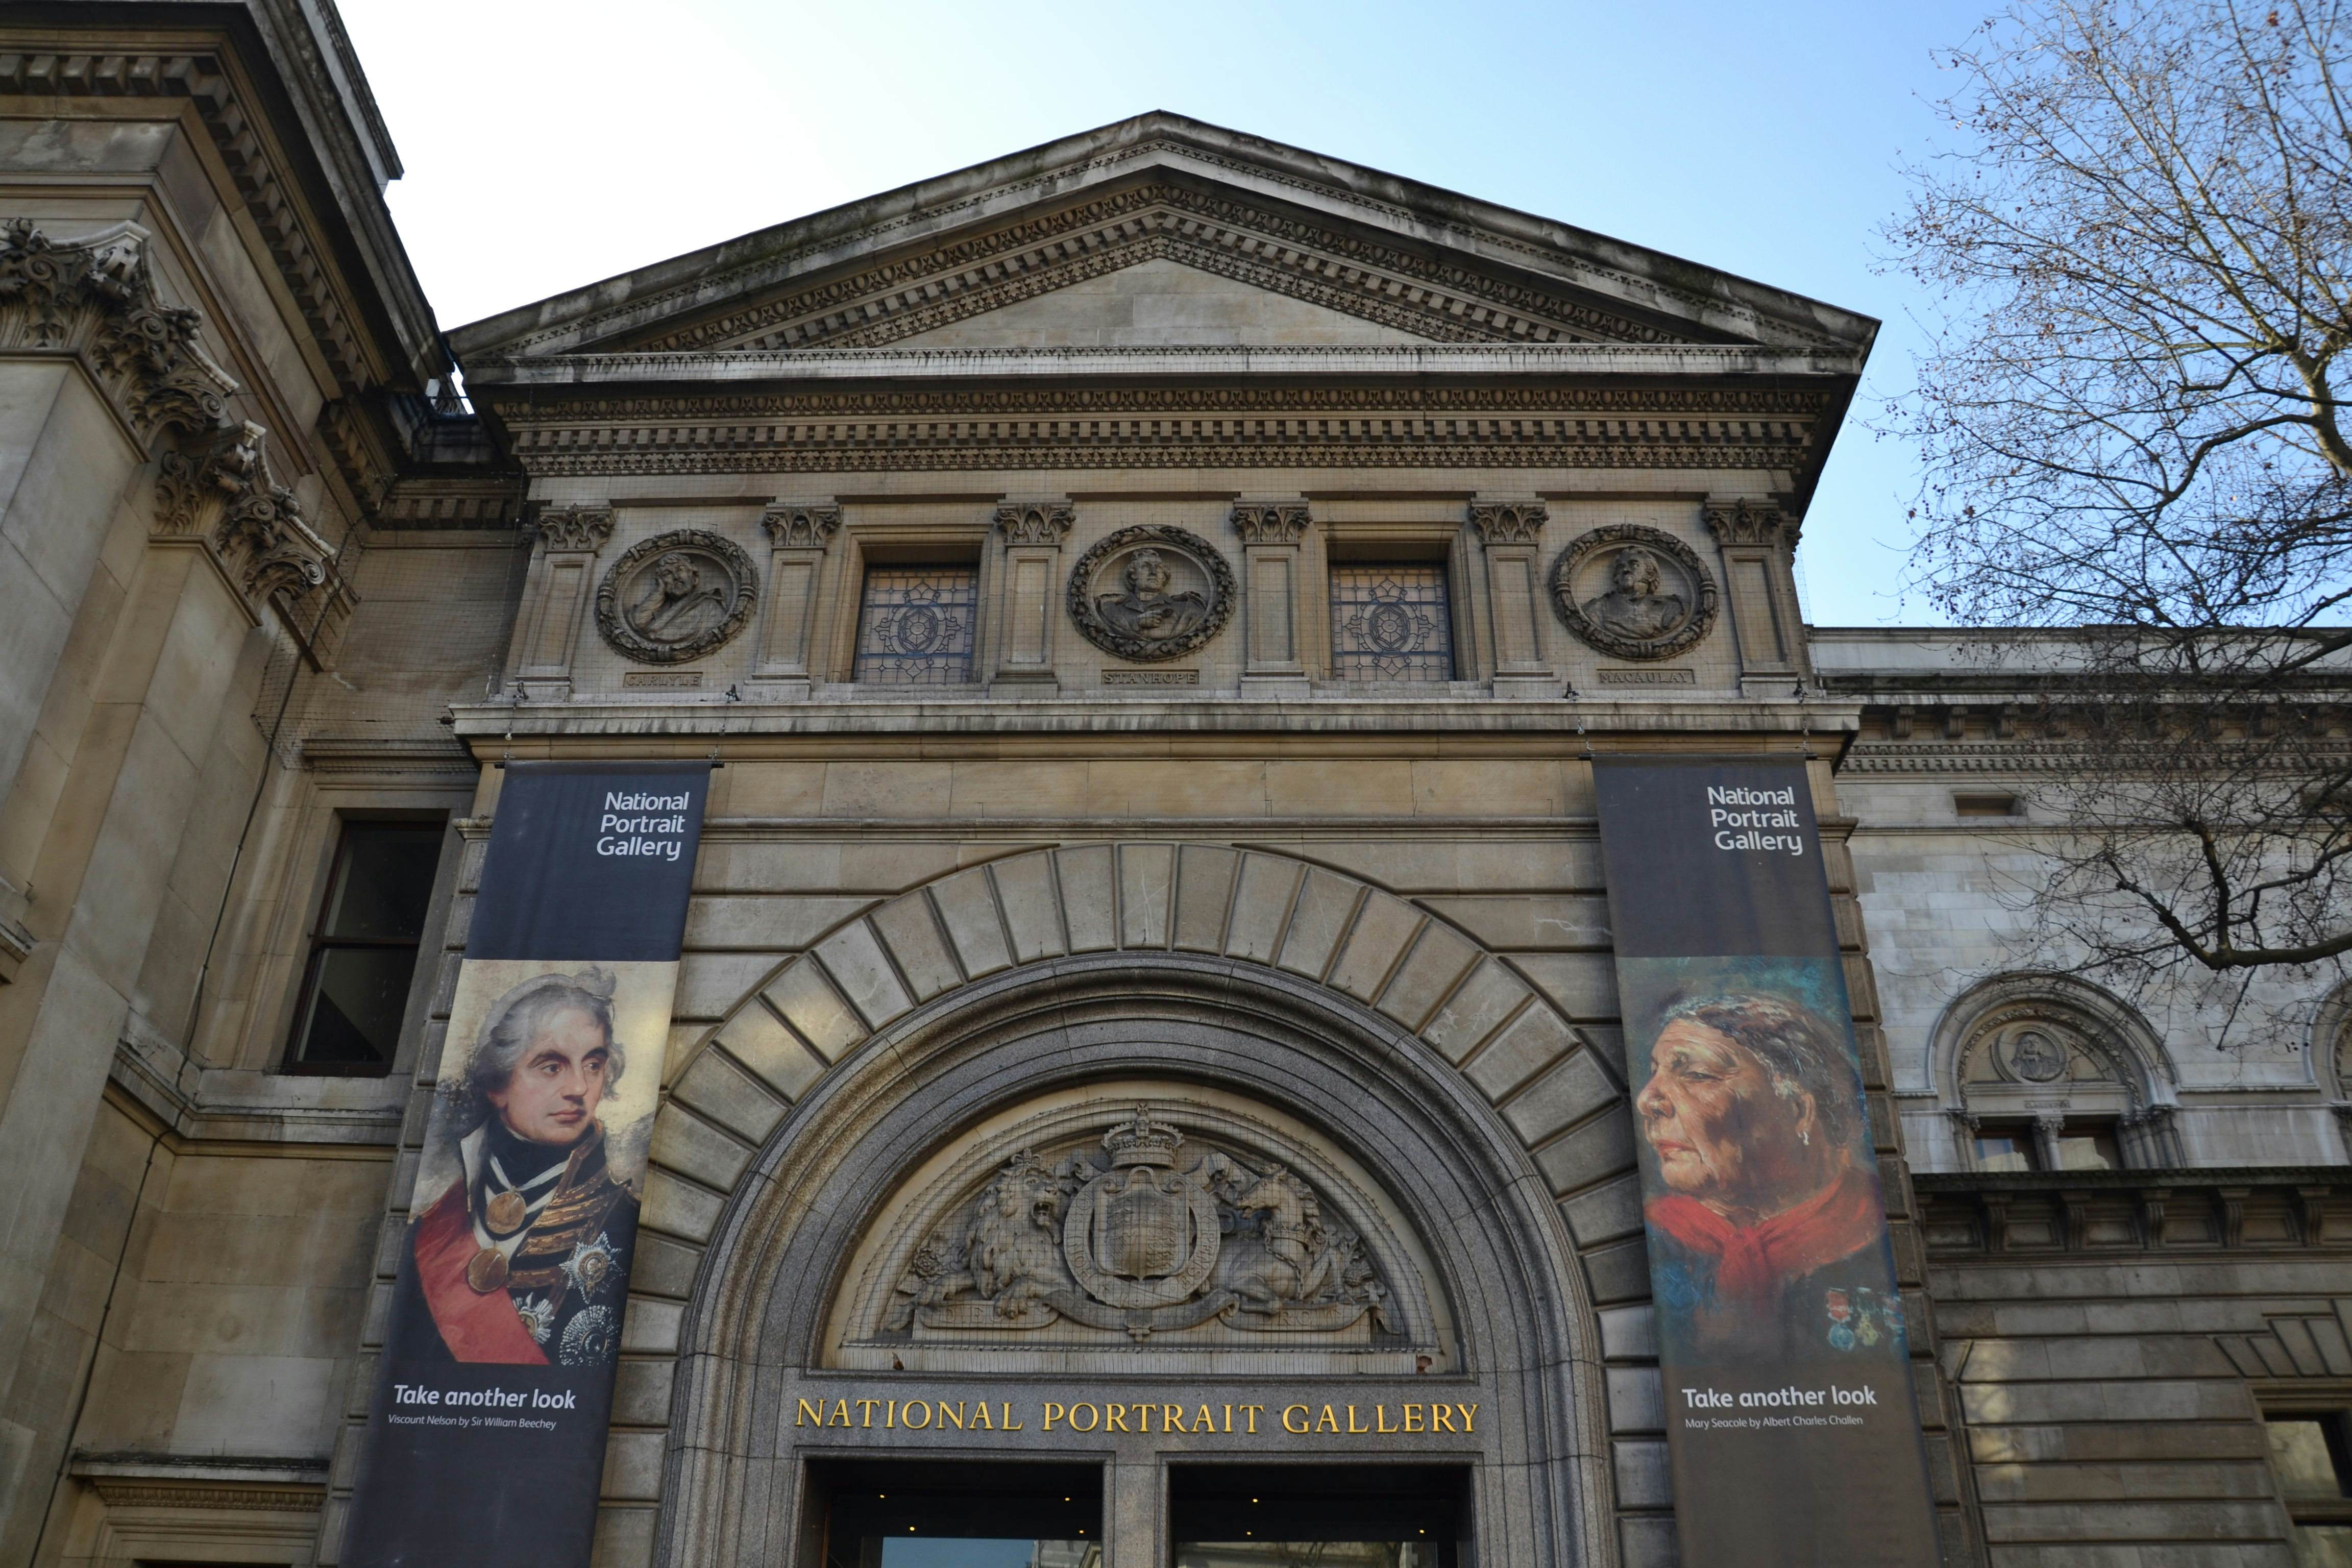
[0,5,2347,1567]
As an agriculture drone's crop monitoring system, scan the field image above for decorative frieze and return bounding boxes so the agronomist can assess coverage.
[481,383,1830,478]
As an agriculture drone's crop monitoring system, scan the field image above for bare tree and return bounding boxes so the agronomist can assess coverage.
[1888,0,2352,1000]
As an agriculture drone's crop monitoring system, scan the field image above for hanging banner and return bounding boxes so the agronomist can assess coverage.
[345,761,710,1568]
[1593,756,1940,1567]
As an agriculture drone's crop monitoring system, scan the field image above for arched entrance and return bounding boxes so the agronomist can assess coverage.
[622,845,1647,1567]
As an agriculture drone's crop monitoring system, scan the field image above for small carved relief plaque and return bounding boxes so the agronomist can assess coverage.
[887,1107,1395,1343]
[595,529,757,665]
[1067,525,1234,664]
[622,670,703,689]
[1101,668,1199,687]
[1551,524,1719,662]
[1596,666,1697,687]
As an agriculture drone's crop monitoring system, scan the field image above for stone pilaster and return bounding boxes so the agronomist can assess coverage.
[512,505,612,700]
[1231,501,1311,697]
[1468,500,1555,699]
[749,502,841,699]
[991,501,1073,690]
[1704,495,1808,698]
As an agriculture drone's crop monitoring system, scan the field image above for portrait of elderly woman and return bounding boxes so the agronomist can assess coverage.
[401,969,640,1368]
[1635,991,1903,1361]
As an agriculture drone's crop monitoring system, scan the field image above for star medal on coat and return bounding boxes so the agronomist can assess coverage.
[561,1232,620,1300]
[466,1246,510,1294]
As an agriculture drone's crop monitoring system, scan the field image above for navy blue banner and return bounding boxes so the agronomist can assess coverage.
[1594,756,1939,1568]
[344,762,708,1568]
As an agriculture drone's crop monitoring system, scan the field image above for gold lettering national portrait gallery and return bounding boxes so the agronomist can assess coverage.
[794,1396,1478,1437]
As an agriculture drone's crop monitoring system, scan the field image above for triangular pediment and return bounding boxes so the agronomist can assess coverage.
[449,115,1875,364]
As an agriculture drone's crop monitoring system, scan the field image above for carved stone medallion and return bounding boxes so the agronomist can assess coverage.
[594,529,757,665]
[1066,525,1234,664]
[886,1107,1394,1343]
[1550,524,1718,662]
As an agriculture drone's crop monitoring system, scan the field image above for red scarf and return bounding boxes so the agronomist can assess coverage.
[1645,1165,1882,1307]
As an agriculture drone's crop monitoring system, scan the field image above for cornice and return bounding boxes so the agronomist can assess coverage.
[462,342,1866,387]
[478,375,1833,479]
[448,695,1865,748]
[0,44,409,391]
[451,115,1871,361]
[621,184,1705,354]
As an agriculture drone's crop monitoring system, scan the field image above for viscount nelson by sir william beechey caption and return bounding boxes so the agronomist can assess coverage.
[396,969,641,1367]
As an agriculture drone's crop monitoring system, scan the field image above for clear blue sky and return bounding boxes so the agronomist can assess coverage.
[340,0,1996,624]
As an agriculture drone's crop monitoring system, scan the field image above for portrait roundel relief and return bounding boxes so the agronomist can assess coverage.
[1066,524,1235,663]
[1550,523,1719,662]
[594,528,757,665]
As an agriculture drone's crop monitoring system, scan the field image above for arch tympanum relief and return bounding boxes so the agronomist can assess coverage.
[1931,971,2182,1166]
[827,1084,1450,1372]
[626,845,1641,1568]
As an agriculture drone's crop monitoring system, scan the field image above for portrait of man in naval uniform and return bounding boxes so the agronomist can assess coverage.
[1633,989,1903,1362]
[400,969,641,1367]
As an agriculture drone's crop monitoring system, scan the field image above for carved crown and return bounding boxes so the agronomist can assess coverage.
[1102,1106,1184,1168]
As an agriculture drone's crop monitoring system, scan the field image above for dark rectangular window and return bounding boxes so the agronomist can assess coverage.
[1172,1464,1468,1568]
[284,820,444,1075]
[812,1459,1099,1568]
[854,565,979,684]
[1330,563,1454,683]
[1954,792,2021,818]
[2265,1410,2352,1565]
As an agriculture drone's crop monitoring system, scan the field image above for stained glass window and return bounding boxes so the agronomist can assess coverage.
[1330,563,1454,683]
[854,566,978,685]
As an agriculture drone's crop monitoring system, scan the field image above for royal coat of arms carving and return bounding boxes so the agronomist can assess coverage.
[886,1107,1394,1342]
